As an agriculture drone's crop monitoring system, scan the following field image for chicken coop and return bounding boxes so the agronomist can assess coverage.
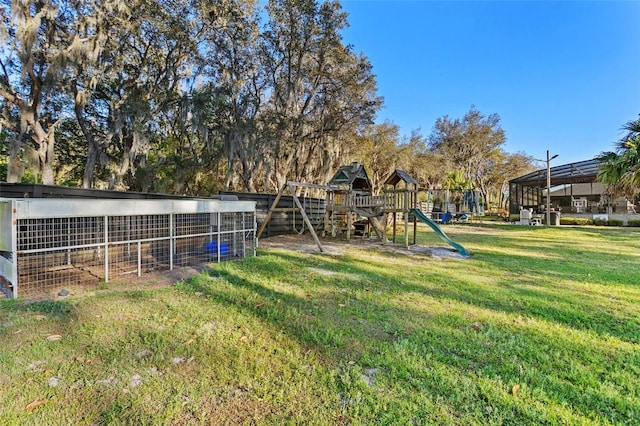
[0,197,256,298]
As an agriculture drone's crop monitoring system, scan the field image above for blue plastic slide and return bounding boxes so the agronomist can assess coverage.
[410,209,470,256]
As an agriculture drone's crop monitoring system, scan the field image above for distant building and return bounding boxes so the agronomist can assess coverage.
[509,159,636,215]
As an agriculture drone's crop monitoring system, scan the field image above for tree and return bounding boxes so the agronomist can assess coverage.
[261,0,381,190]
[356,122,402,194]
[1,0,381,192]
[402,131,441,190]
[429,106,506,204]
[202,0,265,192]
[97,0,203,190]
[442,170,474,191]
[596,115,640,199]
[0,0,108,184]
[489,151,536,210]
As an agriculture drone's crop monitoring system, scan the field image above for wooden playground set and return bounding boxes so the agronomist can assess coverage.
[257,163,471,256]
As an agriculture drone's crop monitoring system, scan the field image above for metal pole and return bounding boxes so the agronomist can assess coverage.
[104,216,109,282]
[11,200,18,298]
[546,150,551,226]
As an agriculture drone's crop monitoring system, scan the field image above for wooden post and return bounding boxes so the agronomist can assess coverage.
[403,183,409,248]
[392,211,396,243]
[404,213,409,248]
[267,194,273,237]
[288,183,324,252]
[382,213,387,245]
[257,184,287,239]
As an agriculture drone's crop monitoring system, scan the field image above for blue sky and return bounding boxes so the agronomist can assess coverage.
[339,0,640,165]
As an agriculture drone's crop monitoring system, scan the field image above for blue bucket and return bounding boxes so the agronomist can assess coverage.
[204,242,229,255]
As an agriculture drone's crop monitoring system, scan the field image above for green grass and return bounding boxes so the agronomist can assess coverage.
[1,223,639,425]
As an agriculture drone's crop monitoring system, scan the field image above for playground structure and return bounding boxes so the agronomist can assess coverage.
[422,189,485,223]
[258,164,470,256]
[324,165,419,246]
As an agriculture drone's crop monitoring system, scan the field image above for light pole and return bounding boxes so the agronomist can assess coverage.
[545,150,558,226]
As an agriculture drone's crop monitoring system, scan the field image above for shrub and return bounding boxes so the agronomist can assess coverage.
[607,219,624,227]
[560,217,593,226]
[627,219,640,227]
[560,217,575,225]
[593,218,608,226]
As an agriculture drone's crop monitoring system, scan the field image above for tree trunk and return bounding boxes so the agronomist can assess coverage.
[31,120,56,185]
[74,81,99,189]
[6,137,24,183]
[110,141,131,191]
[83,142,99,188]
[37,138,55,185]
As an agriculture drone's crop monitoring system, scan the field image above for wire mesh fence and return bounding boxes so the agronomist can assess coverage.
[0,199,256,298]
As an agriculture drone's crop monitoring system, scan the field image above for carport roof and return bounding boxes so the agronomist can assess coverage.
[509,159,600,186]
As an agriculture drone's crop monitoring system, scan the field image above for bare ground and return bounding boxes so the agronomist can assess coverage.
[257,233,468,260]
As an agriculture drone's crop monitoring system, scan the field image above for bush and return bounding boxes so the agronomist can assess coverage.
[627,219,640,227]
[560,217,574,225]
[560,217,593,226]
[591,218,624,227]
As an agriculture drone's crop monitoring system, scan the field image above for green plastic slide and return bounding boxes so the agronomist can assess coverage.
[410,209,471,256]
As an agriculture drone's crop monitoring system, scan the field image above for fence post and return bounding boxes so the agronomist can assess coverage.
[104,216,109,282]
[10,200,18,298]
[169,213,174,270]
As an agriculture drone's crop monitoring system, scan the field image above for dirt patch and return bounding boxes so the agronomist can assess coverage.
[258,233,469,259]
[20,265,211,302]
[258,234,346,255]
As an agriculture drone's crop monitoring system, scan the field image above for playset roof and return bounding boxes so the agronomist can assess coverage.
[328,162,372,191]
[384,169,418,187]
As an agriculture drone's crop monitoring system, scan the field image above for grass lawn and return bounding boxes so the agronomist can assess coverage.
[1,223,639,425]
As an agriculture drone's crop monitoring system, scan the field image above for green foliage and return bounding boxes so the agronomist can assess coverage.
[560,217,593,226]
[442,170,474,190]
[1,0,383,192]
[627,219,640,227]
[596,115,640,198]
[590,218,625,227]
[428,106,535,210]
[593,218,608,226]
[0,131,7,182]
[1,0,538,197]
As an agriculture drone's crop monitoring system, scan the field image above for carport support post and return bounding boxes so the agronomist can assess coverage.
[546,151,551,226]
[545,150,558,226]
